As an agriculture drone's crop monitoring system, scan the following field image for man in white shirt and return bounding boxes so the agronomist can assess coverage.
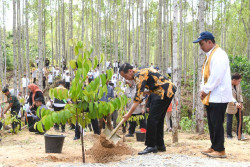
[93,69,100,79]
[22,74,29,96]
[48,72,53,85]
[64,72,71,89]
[193,31,232,158]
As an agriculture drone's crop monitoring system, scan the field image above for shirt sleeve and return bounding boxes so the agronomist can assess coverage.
[133,71,148,103]
[202,52,229,94]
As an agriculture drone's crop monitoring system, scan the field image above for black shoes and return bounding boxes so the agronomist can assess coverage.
[138,146,158,155]
[73,137,80,140]
[125,133,134,137]
[157,145,166,152]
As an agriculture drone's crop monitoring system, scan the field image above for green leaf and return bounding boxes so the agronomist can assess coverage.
[75,46,79,56]
[89,102,94,114]
[37,121,44,132]
[89,46,94,55]
[70,60,77,70]
[109,103,114,113]
[77,41,83,48]
[100,53,104,64]
[98,88,104,100]
[115,98,121,109]
[49,88,54,99]
[83,101,88,110]
[93,57,98,69]
[101,74,106,86]
[52,112,58,123]
[44,115,52,130]
[84,62,90,73]
[36,107,41,118]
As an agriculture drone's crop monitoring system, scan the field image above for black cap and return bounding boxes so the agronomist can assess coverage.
[193,31,215,43]
[2,87,9,93]
[35,97,44,102]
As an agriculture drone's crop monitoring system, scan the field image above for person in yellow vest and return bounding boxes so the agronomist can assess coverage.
[193,31,232,158]
[226,73,246,141]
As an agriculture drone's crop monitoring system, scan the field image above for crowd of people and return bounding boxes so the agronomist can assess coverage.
[0,31,247,158]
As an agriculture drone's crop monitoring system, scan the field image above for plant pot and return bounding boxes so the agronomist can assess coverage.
[135,131,146,142]
[44,134,66,153]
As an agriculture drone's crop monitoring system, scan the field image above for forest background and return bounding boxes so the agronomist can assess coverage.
[0,0,249,137]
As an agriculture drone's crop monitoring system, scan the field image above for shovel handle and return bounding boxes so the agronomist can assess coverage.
[108,118,125,140]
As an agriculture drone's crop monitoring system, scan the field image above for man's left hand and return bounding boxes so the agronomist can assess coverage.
[200,91,208,100]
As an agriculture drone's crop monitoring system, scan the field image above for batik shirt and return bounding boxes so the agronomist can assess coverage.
[133,68,176,103]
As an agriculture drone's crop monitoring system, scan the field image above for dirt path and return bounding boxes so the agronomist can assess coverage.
[0,126,249,167]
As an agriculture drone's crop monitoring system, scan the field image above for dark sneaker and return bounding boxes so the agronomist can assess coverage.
[138,146,158,155]
[125,133,134,137]
[73,137,80,140]
[157,145,166,152]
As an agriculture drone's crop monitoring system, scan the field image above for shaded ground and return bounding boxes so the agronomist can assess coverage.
[0,126,249,167]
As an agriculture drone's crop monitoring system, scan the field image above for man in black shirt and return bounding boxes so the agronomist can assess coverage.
[2,87,21,133]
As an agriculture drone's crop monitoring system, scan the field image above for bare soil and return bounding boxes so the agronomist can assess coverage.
[0,126,249,166]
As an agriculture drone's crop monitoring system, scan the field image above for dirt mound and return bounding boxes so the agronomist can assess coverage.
[86,140,137,163]
[188,134,209,140]
[99,134,115,148]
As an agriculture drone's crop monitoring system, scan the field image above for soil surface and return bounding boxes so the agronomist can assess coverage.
[0,126,249,167]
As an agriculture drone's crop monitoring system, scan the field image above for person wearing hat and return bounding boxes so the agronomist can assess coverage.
[1,87,21,133]
[29,96,47,134]
[193,31,232,158]
[119,63,176,155]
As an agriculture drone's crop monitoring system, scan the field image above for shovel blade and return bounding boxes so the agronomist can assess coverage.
[102,126,112,138]
[102,126,121,146]
[110,133,121,145]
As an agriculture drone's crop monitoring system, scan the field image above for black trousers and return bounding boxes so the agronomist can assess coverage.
[128,113,147,134]
[206,103,228,152]
[226,109,243,137]
[65,82,70,90]
[145,96,173,147]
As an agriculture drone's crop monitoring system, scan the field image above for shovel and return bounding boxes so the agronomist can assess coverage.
[101,118,125,147]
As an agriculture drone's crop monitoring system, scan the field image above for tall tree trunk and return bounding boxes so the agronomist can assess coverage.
[172,0,178,143]
[163,0,167,72]
[196,0,205,134]
[58,0,61,72]
[13,0,18,95]
[61,0,65,69]
[212,0,214,34]
[135,0,139,67]
[192,0,196,110]
[25,0,30,96]
[38,0,43,88]
[50,0,54,66]
[124,2,127,63]
[183,5,187,85]
[128,0,131,63]
[140,0,144,66]
[132,0,135,65]
[17,0,21,92]
[3,0,7,86]
[81,0,84,42]
[144,0,148,65]
[158,0,162,69]
[69,0,73,61]
[166,0,169,70]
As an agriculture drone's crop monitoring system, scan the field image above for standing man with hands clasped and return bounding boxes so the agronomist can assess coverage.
[119,63,176,155]
[193,31,232,158]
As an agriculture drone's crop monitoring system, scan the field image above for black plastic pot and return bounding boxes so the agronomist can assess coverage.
[44,134,66,153]
[135,131,146,142]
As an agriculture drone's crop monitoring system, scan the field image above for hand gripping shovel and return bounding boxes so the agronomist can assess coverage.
[100,118,125,148]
